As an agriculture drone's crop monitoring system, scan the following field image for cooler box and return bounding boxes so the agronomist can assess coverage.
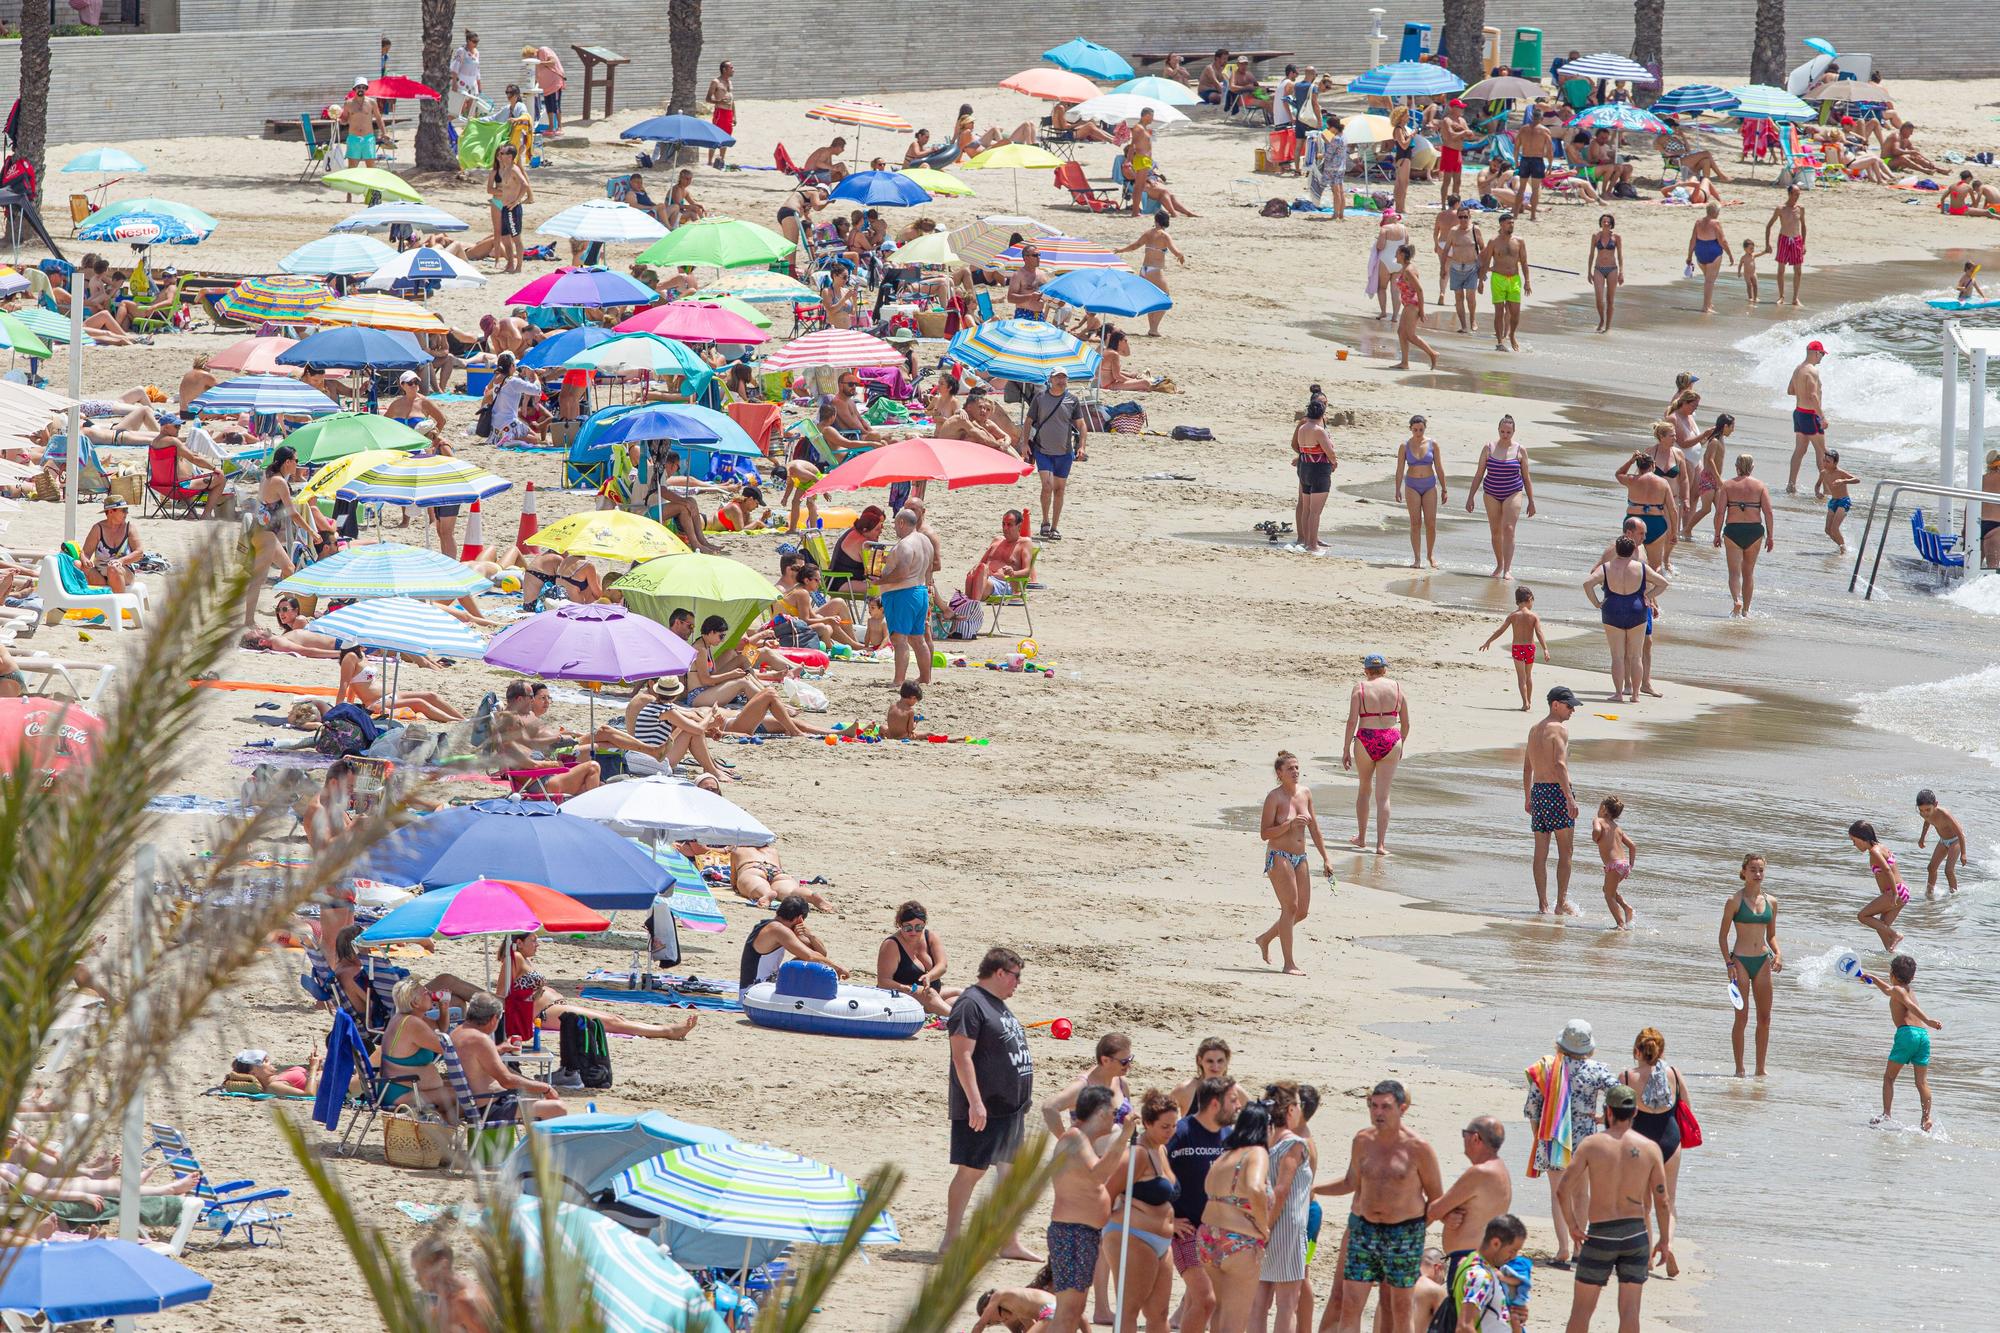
[464,367,496,397]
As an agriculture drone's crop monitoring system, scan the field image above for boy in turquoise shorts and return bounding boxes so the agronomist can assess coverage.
[1865,953,1944,1132]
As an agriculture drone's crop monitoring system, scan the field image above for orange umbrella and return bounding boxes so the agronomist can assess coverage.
[999,68,1099,104]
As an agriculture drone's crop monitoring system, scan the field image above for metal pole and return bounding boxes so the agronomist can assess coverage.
[1970,349,1987,505]
[114,846,152,1333]
[64,265,85,544]
[1940,321,1959,488]
[1110,1123,1137,1331]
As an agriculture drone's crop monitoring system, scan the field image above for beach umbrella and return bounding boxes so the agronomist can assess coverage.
[207,335,299,375]
[757,327,901,374]
[962,145,1066,208]
[528,510,692,563]
[1042,38,1133,82]
[586,401,726,448]
[1462,75,1544,101]
[1041,267,1171,317]
[275,541,488,598]
[828,170,932,208]
[60,148,146,174]
[0,1239,210,1324]
[520,325,620,369]
[706,295,773,330]
[644,403,762,458]
[190,374,339,418]
[359,799,675,909]
[1068,93,1189,125]
[332,201,471,233]
[218,275,332,324]
[891,231,960,266]
[309,292,448,333]
[0,698,101,777]
[77,209,205,246]
[0,266,27,298]
[1727,84,1814,121]
[620,113,735,148]
[1807,79,1890,102]
[637,218,794,271]
[358,877,609,945]
[946,318,1099,384]
[5,307,91,347]
[311,596,486,658]
[0,314,51,358]
[690,271,821,305]
[514,1111,735,1197]
[485,603,696,690]
[281,233,398,277]
[336,455,511,507]
[898,166,973,198]
[566,333,717,380]
[535,198,669,244]
[1112,75,1201,105]
[612,1141,901,1247]
[87,196,217,230]
[614,302,768,344]
[279,413,431,466]
[508,266,658,308]
[806,436,1030,496]
[321,166,423,203]
[570,775,776,847]
[950,215,1063,267]
[996,237,1127,271]
[1340,113,1397,147]
[276,325,427,370]
[638,842,730,931]
[1652,84,1740,115]
[511,1198,722,1333]
[1000,68,1100,103]
[1554,53,1657,85]
[363,245,487,290]
[1348,61,1464,97]
[1569,104,1669,135]
[614,554,781,650]
[365,75,439,100]
[805,98,912,133]
[297,450,401,505]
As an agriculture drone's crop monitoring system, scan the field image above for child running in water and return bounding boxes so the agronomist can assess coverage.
[1739,239,1760,305]
[1479,586,1550,711]
[1915,788,1967,894]
[1592,796,1637,928]
[1849,819,1908,950]
[1863,953,1942,1132]
[1820,450,1860,552]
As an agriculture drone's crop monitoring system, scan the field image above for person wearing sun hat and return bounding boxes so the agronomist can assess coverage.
[1523,1018,1617,1270]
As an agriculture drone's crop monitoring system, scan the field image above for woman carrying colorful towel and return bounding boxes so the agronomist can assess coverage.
[1523,1019,1616,1269]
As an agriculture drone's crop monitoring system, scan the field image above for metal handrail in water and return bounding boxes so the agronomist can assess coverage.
[1847,478,1997,598]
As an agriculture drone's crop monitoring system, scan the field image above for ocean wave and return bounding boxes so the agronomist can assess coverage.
[1853,663,2000,769]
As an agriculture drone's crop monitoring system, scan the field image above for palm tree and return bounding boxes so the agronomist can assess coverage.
[1632,0,1665,106]
[667,0,704,115]
[1751,0,1787,86]
[1441,0,1486,86]
[13,0,51,184]
[415,0,458,172]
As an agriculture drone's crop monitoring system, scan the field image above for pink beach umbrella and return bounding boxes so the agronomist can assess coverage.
[613,301,768,345]
[207,336,300,376]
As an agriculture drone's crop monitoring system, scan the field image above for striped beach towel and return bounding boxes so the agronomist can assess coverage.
[1525,1055,1573,1178]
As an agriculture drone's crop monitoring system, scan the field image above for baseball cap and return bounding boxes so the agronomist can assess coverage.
[1547,685,1580,707]
[398,370,419,383]
[1807,339,1826,353]
[1605,1083,1637,1111]
[1362,652,1388,669]
[1449,98,1466,107]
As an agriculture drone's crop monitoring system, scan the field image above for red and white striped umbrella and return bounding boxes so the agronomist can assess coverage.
[758,328,903,374]
[805,99,913,133]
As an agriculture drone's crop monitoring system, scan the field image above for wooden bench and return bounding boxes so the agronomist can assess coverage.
[1131,48,1294,69]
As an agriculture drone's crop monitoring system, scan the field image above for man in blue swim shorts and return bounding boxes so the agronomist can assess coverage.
[1786,338,1829,494]
[876,507,934,692]
[1523,686,1580,915]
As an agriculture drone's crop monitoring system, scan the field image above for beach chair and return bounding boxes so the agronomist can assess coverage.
[296,114,334,182]
[1052,161,1118,213]
[436,1032,522,1170]
[337,1039,422,1157]
[982,543,1039,636]
[974,290,996,325]
[147,1123,293,1246]
[14,656,117,711]
[773,142,810,181]
[1910,509,1964,568]
[67,194,90,236]
[145,441,212,518]
[37,553,146,630]
[788,418,872,472]
[801,532,873,620]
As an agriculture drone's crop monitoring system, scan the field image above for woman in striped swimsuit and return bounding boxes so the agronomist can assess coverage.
[1465,415,1536,579]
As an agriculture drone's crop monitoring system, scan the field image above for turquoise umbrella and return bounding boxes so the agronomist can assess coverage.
[1727,84,1814,121]
[946,318,1100,384]
[60,148,146,174]
[85,196,217,231]
[635,840,729,933]
[1043,37,1134,82]
[511,1197,725,1333]
[274,542,491,600]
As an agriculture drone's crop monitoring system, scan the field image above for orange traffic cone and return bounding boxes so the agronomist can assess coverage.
[460,500,484,563]
[516,480,539,548]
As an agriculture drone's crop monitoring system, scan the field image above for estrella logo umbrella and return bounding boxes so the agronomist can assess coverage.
[363,245,487,290]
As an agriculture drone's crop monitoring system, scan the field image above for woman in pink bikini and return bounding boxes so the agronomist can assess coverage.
[1850,820,1910,950]
[1343,653,1412,855]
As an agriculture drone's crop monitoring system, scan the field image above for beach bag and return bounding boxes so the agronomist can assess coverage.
[1672,1077,1703,1149]
[1108,409,1148,435]
[1170,425,1214,441]
[381,1108,452,1169]
[778,676,828,713]
[558,1012,613,1089]
[647,900,683,966]
[314,703,379,757]
[943,591,983,639]
[473,403,495,439]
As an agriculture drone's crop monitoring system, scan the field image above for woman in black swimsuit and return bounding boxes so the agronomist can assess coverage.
[872,901,959,1016]
[827,505,885,591]
[1711,453,1775,617]
[1104,1089,1182,1333]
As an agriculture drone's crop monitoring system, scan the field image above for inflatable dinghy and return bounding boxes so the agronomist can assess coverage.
[743,961,926,1039]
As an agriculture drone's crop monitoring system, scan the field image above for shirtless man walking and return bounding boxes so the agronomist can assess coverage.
[1480,213,1530,352]
[1786,339,1829,495]
[1764,184,1808,306]
[705,61,735,167]
[342,79,384,170]
[1116,212,1186,336]
[1437,100,1471,207]
[1442,203,1484,335]
[1314,1080,1443,1333]
[1524,685,1580,915]
[1425,1115,1512,1299]
[1556,1085,1673,1333]
[1513,113,1556,220]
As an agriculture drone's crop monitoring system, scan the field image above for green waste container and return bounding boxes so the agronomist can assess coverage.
[1511,27,1544,78]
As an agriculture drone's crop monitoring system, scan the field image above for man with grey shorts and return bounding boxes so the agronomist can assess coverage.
[1442,202,1484,336]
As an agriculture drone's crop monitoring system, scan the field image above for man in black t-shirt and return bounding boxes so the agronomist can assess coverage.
[944,946,1039,1259]
[1165,1077,1240,1331]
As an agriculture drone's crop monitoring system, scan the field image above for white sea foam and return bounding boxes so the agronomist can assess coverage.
[1795,945,1871,991]
[1852,664,2000,770]
[1940,573,2000,617]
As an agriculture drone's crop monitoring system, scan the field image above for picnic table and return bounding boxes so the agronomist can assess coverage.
[1131,49,1294,69]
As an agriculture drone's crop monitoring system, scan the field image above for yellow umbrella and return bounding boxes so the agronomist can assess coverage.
[962,144,1065,209]
[898,167,975,197]
[309,293,448,333]
[297,448,402,504]
[527,510,691,562]
[893,231,960,266]
[1340,114,1396,147]
[321,167,424,203]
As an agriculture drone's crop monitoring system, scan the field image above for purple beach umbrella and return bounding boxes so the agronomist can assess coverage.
[483,603,696,731]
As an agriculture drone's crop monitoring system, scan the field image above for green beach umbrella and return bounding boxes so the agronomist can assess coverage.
[282,411,430,464]
[510,1197,724,1333]
[0,313,53,358]
[320,167,424,203]
[637,218,795,270]
[610,1140,901,1247]
[615,553,781,651]
[4,308,92,347]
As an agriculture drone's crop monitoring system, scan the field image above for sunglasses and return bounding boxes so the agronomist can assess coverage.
[898,921,926,933]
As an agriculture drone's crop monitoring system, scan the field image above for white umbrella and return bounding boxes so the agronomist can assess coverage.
[1556,53,1658,85]
[537,198,668,244]
[1067,94,1189,126]
[362,246,487,290]
[562,774,776,847]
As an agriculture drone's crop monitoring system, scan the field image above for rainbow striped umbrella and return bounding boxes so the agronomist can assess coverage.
[950,215,1063,267]
[946,318,1100,385]
[636,842,729,933]
[805,98,911,132]
[511,1198,720,1333]
[611,1141,900,1246]
[217,275,332,324]
[996,236,1128,271]
[757,328,901,374]
[274,541,489,600]
[357,877,609,944]
[334,455,511,507]
[309,293,448,333]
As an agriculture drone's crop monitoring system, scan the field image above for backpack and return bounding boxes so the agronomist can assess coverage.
[1170,425,1215,441]
[647,900,683,966]
[558,1012,613,1088]
[313,702,379,757]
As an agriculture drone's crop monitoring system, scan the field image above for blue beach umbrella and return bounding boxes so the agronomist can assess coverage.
[512,1198,726,1333]
[0,1240,210,1324]
[1113,75,1200,106]
[275,542,490,600]
[281,233,398,276]
[364,244,486,290]
[190,374,339,417]
[1041,268,1171,317]
[588,403,726,448]
[310,596,487,658]
[60,148,146,174]
[1727,84,1814,121]
[276,325,427,370]
[1569,104,1669,135]
[652,404,760,459]
[946,317,1100,384]
[1652,84,1740,115]
[613,1141,901,1247]
[86,196,217,231]
[521,325,621,369]
[620,113,735,148]
[1347,61,1465,98]
[78,209,205,246]
[1043,38,1134,82]
[357,799,675,907]
[827,170,932,208]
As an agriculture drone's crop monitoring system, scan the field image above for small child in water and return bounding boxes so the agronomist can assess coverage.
[1956,261,1985,303]
[1819,450,1860,552]
[1739,239,1760,304]
[1864,953,1942,1132]
[1479,586,1550,711]
[1915,788,1967,894]
[1592,796,1637,928]
[884,681,922,739]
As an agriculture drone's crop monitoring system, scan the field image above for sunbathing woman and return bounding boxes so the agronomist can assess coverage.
[730,842,833,912]
[335,644,464,722]
[1096,327,1161,392]
[521,552,608,610]
[378,977,457,1122]
[498,932,698,1041]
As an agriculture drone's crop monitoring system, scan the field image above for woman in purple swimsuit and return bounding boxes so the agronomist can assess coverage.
[1393,414,1447,568]
[1465,414,1536,579]
[1343,653,1412,855]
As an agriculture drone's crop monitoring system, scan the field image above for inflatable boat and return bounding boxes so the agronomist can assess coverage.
[743,961,926,1039]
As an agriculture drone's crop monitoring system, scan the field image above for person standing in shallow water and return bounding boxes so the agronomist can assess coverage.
[1258,750,1332,976]
[1344,653,1410,856]
[1718,853,1781,1077]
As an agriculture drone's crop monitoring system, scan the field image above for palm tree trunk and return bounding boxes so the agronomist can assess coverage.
[415,0,457,172]
[667,0,703,114]
[1750,0,1786,86]
[1632,0,1665,106]
[1440,0,1487,86]
[15,0,52,185]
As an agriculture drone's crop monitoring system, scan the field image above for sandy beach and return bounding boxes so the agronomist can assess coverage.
[15,67,2000,1331]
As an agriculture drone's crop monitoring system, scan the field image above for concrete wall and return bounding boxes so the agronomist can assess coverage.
[0,2,1991,141]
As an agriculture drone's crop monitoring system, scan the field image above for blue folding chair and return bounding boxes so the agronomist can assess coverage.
[1910,508,1964,568]
[147,1123,293,1246]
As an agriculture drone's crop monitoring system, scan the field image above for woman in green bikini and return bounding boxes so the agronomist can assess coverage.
[1711,454,1775,617]
[1718,853,1782,1077]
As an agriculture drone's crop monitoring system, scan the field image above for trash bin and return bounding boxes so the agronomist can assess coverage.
[1511,28,1544,78]
[1399,21,1431,64]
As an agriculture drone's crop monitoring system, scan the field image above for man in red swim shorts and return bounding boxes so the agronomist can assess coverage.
[706,60,735,167]
[1764,183,1808,305]
[1438,99,1471,206]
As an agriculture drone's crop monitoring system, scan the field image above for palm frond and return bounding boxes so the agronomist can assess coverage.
[750,1164,903,1333]
[890,1134,1053,1333]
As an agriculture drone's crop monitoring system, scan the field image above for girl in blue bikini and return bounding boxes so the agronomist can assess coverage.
[1718,853,1782,1077]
